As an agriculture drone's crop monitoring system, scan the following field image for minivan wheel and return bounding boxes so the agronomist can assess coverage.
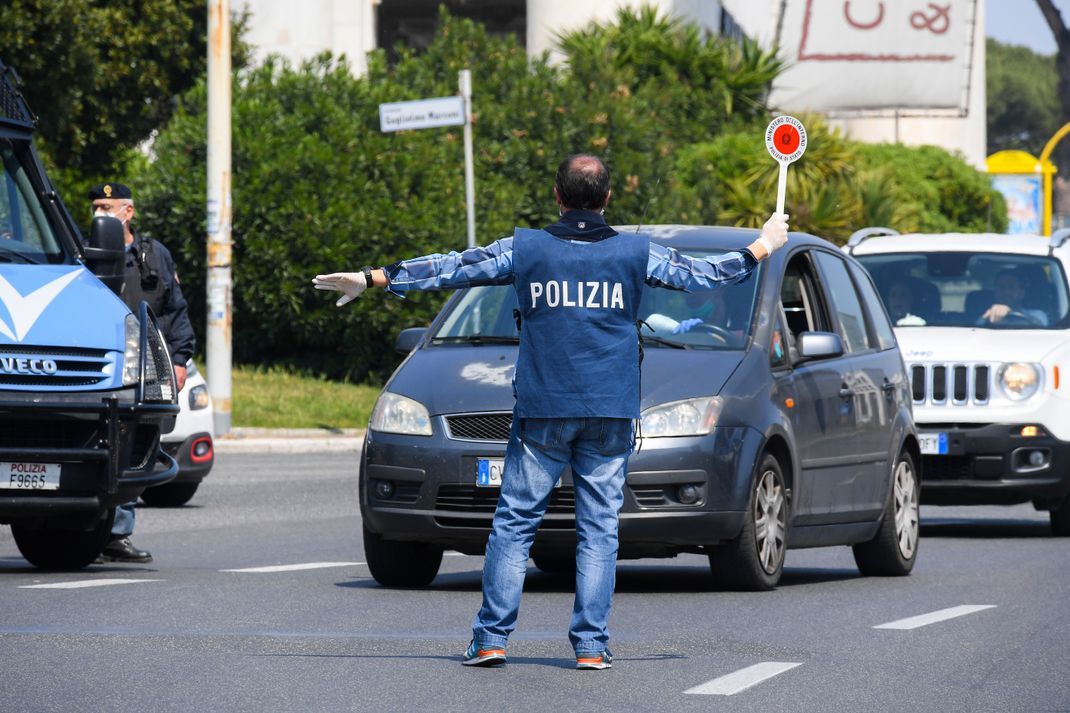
[708,453,787,591]
[853,450,919,576]
[1051,494,1070,537]
[363,525,443,587]
[11,510,115,570]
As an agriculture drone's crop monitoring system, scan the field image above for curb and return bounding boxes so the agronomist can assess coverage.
[213,427,365,454]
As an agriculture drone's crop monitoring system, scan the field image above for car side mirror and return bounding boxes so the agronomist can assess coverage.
[84,216,126,295]
[796,331,844,360]
[395,327,427,354]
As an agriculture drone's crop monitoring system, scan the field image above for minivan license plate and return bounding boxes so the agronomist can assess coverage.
[476,458,505,488]
[918,432,948,456]
[0,462,62,490]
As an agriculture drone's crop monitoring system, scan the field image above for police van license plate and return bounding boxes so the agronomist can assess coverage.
[1,462,62,490]
[476,458,505,487]
[918,432,948,456]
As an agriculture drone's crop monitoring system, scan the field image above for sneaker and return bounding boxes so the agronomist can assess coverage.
[95,537,153,564]
[576,649,612,670]
[461,640,506,667]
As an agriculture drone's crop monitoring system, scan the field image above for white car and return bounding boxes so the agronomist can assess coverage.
[141,359,214,506]
[847,228,1070,535]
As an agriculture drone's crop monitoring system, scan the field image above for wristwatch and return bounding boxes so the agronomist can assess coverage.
[361,265,375,286]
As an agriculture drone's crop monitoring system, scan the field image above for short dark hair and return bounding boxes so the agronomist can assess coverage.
[555,154,610,211]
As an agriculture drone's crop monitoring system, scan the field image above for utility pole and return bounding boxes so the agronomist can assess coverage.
[460,69,476,249]
[206,0,232,435]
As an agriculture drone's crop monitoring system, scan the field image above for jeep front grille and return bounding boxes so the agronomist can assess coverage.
[909,364,990,405]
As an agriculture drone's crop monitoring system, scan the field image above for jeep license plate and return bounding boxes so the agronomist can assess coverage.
[476,458,505,488]
[0,462,62,490]
[918,432,948,456]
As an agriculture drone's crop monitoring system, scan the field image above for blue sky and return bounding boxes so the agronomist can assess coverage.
[987,0,1068,54]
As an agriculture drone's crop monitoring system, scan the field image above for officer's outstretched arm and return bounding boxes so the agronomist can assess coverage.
[312,269,386,307]
[747,213,789,261]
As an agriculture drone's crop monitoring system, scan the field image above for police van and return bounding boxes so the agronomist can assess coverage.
[848,228,1070,535]
[0,60,179,567]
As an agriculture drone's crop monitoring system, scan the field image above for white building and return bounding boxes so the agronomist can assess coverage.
[240,0,986,167]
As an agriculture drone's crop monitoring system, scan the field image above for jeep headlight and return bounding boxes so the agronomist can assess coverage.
[640,396,723,437]
[121,314,140,386]
[999,362,1040,401]
[370,392,433,436]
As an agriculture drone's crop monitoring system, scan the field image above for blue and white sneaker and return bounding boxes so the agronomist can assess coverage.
[576,649,613,670]
[462,640,507,667]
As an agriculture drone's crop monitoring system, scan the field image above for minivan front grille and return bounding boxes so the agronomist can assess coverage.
[909,363,990,406]
[0,346,112,389]
[444,413,513,441]
[436,485,575,514]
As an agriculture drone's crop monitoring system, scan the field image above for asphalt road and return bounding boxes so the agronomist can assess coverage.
[0,450,1067,713]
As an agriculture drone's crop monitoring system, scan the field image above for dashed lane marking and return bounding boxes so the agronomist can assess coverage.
[684,662,803,696]
[220,562,365,573]
[873,604,997,630]
[19,579,161,590]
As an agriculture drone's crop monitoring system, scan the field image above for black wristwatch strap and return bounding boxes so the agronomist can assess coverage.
[361,265,375,285]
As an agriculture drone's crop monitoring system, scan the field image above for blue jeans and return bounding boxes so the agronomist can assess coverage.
[472,416,634,655]
[112,502,136,538]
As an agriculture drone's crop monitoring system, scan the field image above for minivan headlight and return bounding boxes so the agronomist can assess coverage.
[999,362,1040,401]
[121,314,140,386]
[370,392,433,436]
[640,396,723,437]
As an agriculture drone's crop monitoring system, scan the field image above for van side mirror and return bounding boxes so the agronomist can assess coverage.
[84,216,126,295]
[796,331,844,360]
[395,327,427,354]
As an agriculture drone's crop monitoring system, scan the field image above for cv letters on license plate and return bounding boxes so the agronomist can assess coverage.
[1,462,62,490]
[477,458,505,487]
[918,432,948,456]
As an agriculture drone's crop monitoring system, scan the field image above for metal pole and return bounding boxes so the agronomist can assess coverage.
[460,69,476,249]
[206,0,232,435]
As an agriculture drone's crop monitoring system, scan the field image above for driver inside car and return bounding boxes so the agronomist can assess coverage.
[979,269,1049,326]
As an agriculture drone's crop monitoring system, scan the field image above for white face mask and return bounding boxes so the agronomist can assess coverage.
[93,207,119,219]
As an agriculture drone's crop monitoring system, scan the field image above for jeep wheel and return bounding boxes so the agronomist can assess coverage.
[1051,494,1070,537]
[708,453,787,591]
[853,450,919,576]
[363,525,442,587]
[533,554,576,574]
[11,510,115,570]
[141,482,199,507]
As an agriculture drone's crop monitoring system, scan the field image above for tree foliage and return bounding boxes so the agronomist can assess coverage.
[987,39,1059,154]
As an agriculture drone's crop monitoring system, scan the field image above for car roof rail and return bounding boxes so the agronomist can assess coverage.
[1049,228,1070,250]
[846,227,900,252]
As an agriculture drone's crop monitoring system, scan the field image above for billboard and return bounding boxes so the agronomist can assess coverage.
[991,175,1043,235]
[769,0,979,113]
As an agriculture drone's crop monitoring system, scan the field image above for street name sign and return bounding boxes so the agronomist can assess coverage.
[379,96,465,133]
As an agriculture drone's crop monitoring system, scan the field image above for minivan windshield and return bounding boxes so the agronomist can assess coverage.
[0,139,64,264]
[433,250,761,350]
[856,252,1070,329]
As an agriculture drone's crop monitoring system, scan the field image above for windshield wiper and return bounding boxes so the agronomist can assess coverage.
[431,335,520,345]
[0,245,43,264]
[640,335,691,349]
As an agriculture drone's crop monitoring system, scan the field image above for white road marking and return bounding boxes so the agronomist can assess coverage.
[444,552,475,557]
[684,662,802,696]
[220,561,365,573]
[19,579,161,590]
[874,604,997,630]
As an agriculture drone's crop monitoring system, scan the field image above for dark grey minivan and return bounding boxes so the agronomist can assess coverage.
[360,226,920,590]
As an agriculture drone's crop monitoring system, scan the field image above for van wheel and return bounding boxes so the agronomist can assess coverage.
[141,482,199,507]
[1051,494,1070,536]
[363,525,442,586]
[11,510,115,570]
[708,453,787,591]
[533,554,576,574]
[853,450,919,576]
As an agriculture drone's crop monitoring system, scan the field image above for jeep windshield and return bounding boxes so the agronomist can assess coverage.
[433,251,760,350]
[856,252,1070,329]
[0,139,65,264]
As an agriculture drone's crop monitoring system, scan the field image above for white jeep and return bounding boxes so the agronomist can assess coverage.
[848,228,1070,535]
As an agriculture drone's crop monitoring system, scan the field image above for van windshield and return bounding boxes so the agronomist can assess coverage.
[856,252,1070,329]
[433,251,760,350]
[0,139,65,264]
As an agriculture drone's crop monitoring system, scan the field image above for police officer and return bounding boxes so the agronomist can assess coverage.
[88,182,196,563]
[313,154,788,669]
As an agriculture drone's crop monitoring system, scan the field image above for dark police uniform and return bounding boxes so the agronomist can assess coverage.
[122,232,195,368]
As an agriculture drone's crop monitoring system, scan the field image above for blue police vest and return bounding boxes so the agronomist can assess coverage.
[511,228,649,419]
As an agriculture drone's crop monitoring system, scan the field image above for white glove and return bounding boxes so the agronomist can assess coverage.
[312,272,367,307]
[756,213,789,256]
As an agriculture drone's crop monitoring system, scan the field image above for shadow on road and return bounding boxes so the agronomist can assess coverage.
[921,517,1053,539]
